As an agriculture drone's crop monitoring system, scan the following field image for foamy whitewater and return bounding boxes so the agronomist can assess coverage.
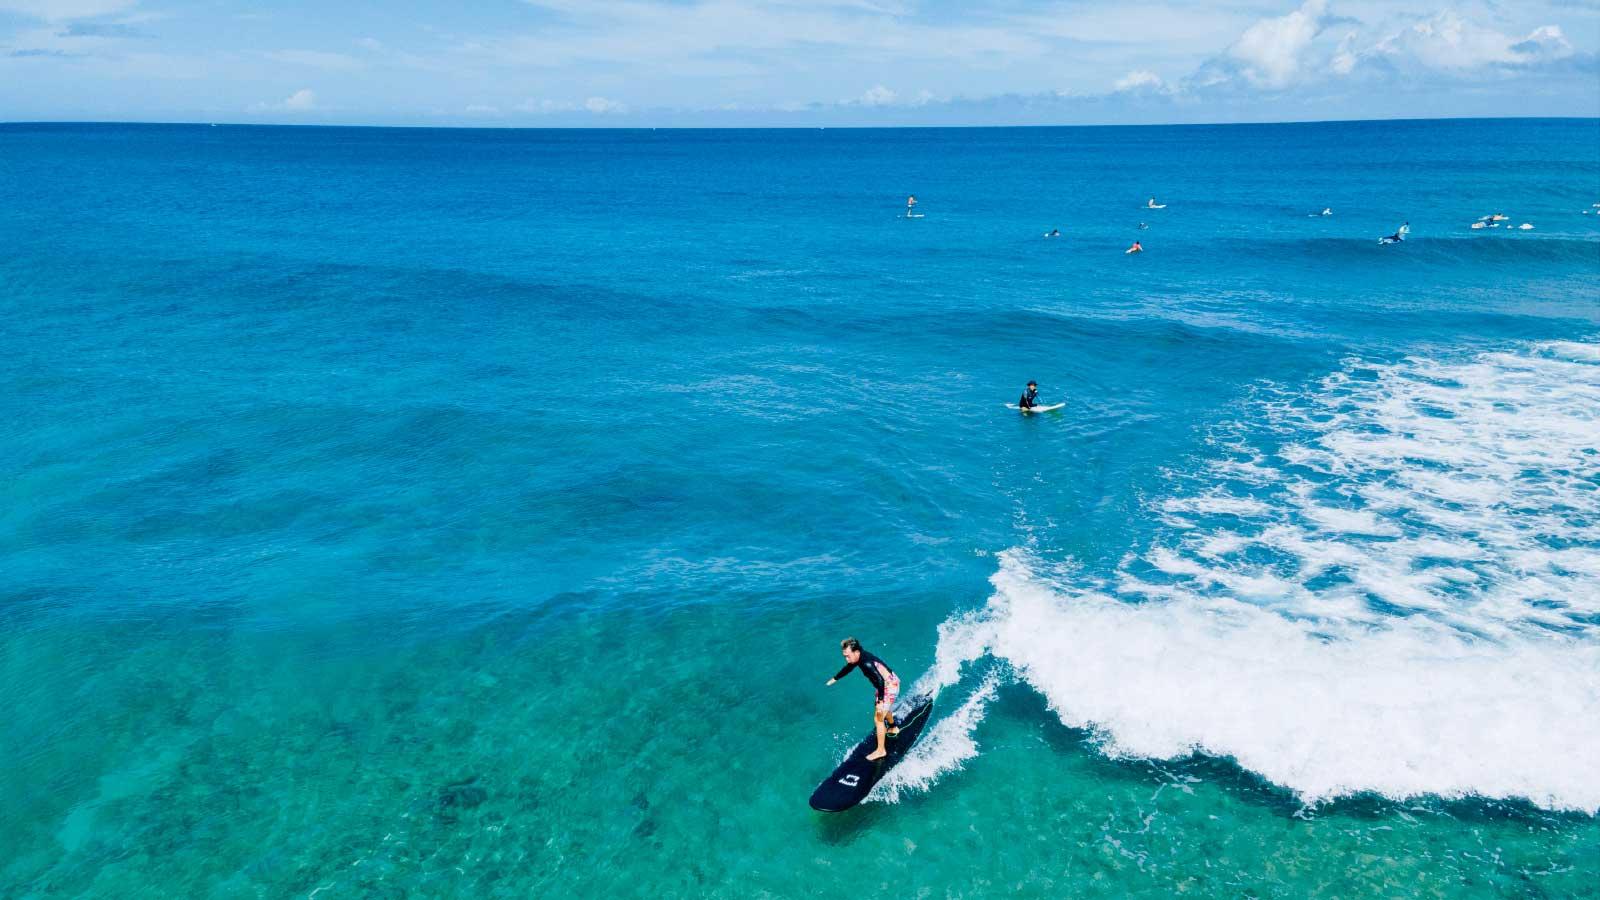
[899,340,1600,813]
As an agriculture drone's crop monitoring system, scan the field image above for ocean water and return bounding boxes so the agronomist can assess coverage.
[2,119,1598,898]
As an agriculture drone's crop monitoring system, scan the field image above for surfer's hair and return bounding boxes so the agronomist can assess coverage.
[840,637,861,652]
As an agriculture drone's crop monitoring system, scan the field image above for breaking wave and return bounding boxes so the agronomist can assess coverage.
[911,340,1600,813]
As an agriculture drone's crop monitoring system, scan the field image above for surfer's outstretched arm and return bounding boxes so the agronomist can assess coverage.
[827,661,857,685]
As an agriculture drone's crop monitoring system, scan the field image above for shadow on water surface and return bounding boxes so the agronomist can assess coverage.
[812,800,898,845]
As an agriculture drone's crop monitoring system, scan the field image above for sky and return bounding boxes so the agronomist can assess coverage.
[1,0,1597,126]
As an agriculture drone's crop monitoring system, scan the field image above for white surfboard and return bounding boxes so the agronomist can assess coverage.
[1006,403,1065,413]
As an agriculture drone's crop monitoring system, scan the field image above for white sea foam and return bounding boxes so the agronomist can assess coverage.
[966,554,1600,811]
[924,340,1600,813]
[870,671,1000,804]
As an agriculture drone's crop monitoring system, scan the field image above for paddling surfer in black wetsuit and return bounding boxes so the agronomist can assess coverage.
[1018,380,1040,410]
[826,637,902,761]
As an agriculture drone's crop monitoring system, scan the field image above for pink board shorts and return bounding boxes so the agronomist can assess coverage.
[876,667,900,714]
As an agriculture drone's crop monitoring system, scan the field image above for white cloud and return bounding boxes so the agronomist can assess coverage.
[1368,13,1574,71]
[265,49,363,71]
[249,88,317,113]
[1224,0,1328,88]
[1188,1,1582,92]
[1513,25,1575,61]
[1113,69,1166,92]
[1329,31,1359,75]
[856,84,897,106]
[282,88,316,110]
[513,96,628,115]
[828,84,940,108]
[465,103,502,116]
[516,98,575,113]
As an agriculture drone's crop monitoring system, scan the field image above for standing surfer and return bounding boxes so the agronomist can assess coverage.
[906,195,917,217]
[826,638,901,761]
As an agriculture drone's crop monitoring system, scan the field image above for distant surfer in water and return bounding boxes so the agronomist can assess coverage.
[1127,241,1143,254]
[826,637,900,761]
[1380,222,1409,244]
[1044,228,1061,238]
[1147,197,1159,208]
[1018,380,1040,410]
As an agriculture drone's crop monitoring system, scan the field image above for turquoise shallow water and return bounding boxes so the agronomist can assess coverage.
[2,119,1599,897]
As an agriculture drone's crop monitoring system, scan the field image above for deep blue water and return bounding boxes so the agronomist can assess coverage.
[3,119,1598,898]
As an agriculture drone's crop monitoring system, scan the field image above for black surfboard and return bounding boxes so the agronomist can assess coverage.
[809,695,935,812]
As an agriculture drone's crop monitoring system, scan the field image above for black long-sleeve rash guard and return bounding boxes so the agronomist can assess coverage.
[833,651,896,700]
[1019,388,1038,409]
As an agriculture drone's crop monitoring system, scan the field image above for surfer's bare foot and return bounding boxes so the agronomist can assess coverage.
[865,748,887,761]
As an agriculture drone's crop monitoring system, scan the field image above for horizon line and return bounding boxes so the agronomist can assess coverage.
[3,114,1597,133]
